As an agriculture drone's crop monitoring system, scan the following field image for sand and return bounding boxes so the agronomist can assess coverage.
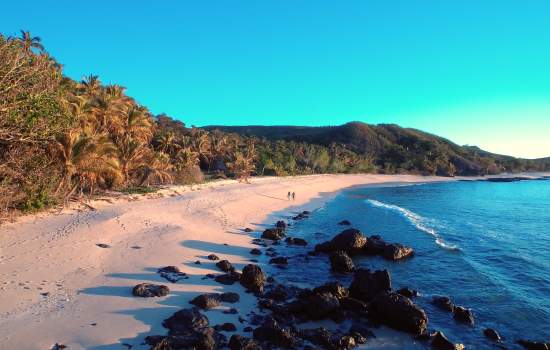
[0,173,543,349]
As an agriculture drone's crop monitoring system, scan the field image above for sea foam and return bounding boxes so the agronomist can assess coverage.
[365,199,460,251]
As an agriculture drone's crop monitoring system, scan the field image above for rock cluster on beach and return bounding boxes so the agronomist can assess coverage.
[133,214,548,350]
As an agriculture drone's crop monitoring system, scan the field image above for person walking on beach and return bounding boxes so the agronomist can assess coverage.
[287,191,291,200]
[292,192,296,200]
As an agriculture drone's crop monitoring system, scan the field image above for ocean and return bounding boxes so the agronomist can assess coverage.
[263,179,550,349]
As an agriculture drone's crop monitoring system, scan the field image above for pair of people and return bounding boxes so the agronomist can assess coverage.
[287,191,296,200]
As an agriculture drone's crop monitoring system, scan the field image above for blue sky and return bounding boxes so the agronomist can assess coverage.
[3,1,550,158]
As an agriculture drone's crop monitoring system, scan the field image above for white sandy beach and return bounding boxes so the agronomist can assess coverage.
[0,173,545,350]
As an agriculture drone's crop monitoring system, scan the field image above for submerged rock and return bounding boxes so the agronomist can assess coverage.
[249,248,262,255]
[261,228,285,241]
[329,250,355,273]
[240,264,266,293]
[214,323,237,332]
[397,287,418,298]
[483,328,501,342]
[285,237,308,246]
[315,228,368,254]
[370,293,428,335]
[432,296,454,312]
[453,306,475,325]
[349,268,392,302]
[269,256,288,265]
[132,283,170,297]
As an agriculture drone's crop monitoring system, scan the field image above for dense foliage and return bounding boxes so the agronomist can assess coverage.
[1,31,548,218]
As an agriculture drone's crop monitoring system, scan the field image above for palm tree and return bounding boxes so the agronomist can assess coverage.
[18,30,44,54]
[80,75,102,96]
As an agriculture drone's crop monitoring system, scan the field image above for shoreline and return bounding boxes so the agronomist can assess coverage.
[0,173,548,349]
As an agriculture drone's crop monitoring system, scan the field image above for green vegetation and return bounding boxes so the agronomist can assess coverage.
[1,31,548,219]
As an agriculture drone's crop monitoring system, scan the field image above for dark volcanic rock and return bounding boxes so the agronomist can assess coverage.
[240,264,266,293]
[431,331,465,350]
[229,334,261,350]
[329,250,355,273]
[244,227,254,232]
[249,248,262,255]
[338,220,351,226]
[453,306,474,325]
[397,287,418,298]
[302,292,341,320]
[162,308,209,334]
[132,283,169,297]
[300,327,356,350]
[269,256,288,265]
[363,235,387,255]
[349,269,392,302]
[517,340,550,350]
[253,319,298,348]
[214,323,237,332]
[313,281,349,299]
[96,243,111,248]
[483,328,501,342]
[220,292,240,303]
[265,284,293,302]
[216,260,234,272]
[147,327,225,350]
[285,237,308,246]
[432,296,454,312]
[207,254,220,261]
[189,294,221,309]
[349,323,376,342]
[158,266,188,283]
[382,243,414,260]
[276,221,287,230]
[261,228,285,241]
[315,228,368,254]
[214,272,241,285]
[370,293,428,335]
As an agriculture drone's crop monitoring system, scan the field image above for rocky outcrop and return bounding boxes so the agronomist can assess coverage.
[483,328,501,342]
[315,228,368,254]
[431,331,465,350]
[517,340,550,350]
[253,318,298,348]
[261,228,285,241]
[349,269,392,302]
[229,334,261,350]
[329,251,355,273]
[369,293,428,335]
[132,283,169,297]
[362,235,387,255]
[240,264,266,293]
[299,327,357,350]
[397,287,418,298]
[453,306,474,325]
[383,243,414,260]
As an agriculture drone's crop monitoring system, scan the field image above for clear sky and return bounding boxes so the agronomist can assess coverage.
[3,1,550,158]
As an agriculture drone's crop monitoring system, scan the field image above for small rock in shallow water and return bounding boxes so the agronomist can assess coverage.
[329,250,355,273]
[269,256,288,265]
[244,227,254,232]
[194,260,201,265]
[431,331,465,350]
[432,296,454,312]
[189,294,221,309]
[250,248,262,255]
[214,322,237,332]
[397,287,418,298]
[219,292,240,303]
[453,306,475,325]
[132,283,169,297]
[207,254,220,261]
[240,264,266,293]
[216,260,234,272]
[382,243,414,260]
[483,328,501,341]
[516,339,550,350]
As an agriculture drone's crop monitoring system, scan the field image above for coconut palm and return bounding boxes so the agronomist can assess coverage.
[80,75,102,96]
[18,30,44,54]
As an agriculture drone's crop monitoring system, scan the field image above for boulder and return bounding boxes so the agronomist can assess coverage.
[220,292,240,303]
[431,331,465,350]
[132,283,170,297]
[207,254,220,261]
[517,340,550,350]
[249,248,262,255]
[162,308,209,334]
[453,306,474,325]
[261,228,285,241]
[147,327,226,350]
[158,266,188,283]
[363,235,387,255]
[229,334,261,350]
[313,281,349,299]
[329,251,355,273]
[265,284,293,302]
[370,293,428,335]
[301,292,341,320]
[483,328,501,342]
[240,264,266,293]
[285,237,308,246]
[253,319,298,348]
[383,243,414,260]
[397,287,418,298]
[300,327,356,350]
[315,228,368,254]
[432,296,454,312]
[216,260,234,272]
[349,268,392,302]
[215,271,241,285]
[189,294,221,309]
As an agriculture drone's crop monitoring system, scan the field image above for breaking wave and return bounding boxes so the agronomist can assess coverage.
[366,199,460,251]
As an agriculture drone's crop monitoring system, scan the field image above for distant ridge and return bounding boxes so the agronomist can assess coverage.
[204,122,549,175]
